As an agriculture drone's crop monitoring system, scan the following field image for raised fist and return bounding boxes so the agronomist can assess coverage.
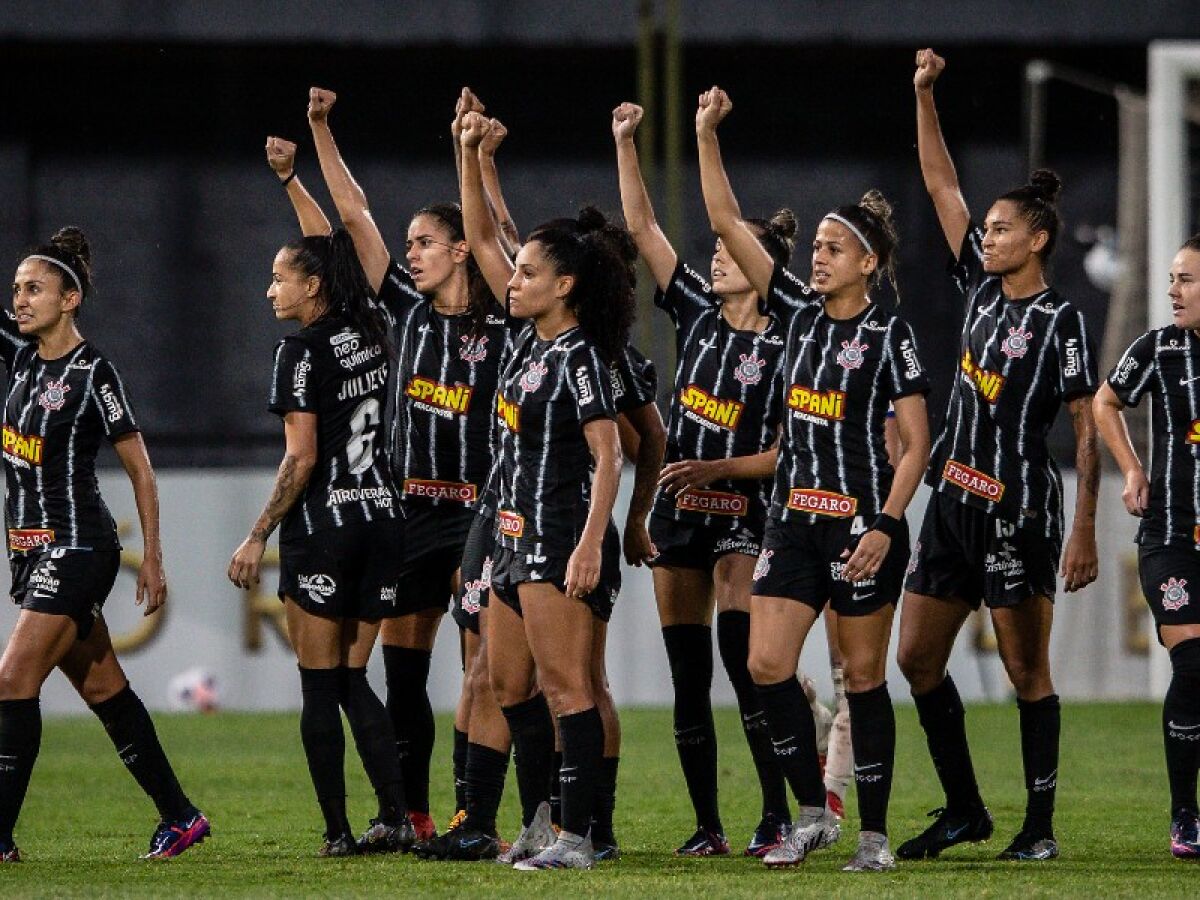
[265,136,297,178]
[308,87,337,122]
[612,102,644,141]
[452,86,486,137]
[696,86,732,134]
[480,117,508,156]
[914,48,946,91]
[460,111,492,148]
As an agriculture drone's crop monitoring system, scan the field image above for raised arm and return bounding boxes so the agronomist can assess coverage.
[1093,383,1150,517]
[451,87,485,191]
[914,48,970,255]
[306,87,390,293]
[113,433,168,615]
[459,112,516,300]
[266,136,332,237]
[612,102,677,291]
[695,87,775,300]
[479,117,521,255]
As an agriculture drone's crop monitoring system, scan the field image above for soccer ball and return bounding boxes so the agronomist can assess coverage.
[167,666,220,713]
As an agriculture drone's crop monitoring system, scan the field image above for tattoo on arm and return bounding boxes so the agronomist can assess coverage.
[1072,398,1100,514]
[250,454,311,542]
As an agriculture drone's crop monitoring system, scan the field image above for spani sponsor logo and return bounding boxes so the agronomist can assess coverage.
[2,425,43,467]
[787,385,845,423]
[679,384,743,430]
[496,393,520,432]
[404,376,472,415]
[960,349,1004,403]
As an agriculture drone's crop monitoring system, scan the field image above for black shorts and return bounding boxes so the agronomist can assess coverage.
[396,502,476,615]
[1139,543,1200,644]
[751,516,908,616]
[490,526,621,623]
[648,514,761,571]
[904,489,1058,609]
[451,507,497,635]
[10,548,121,641]
[279,519,403,619]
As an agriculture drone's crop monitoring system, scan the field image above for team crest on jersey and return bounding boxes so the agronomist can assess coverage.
[753,549,773,581]
[38,380,71,411]
[461,557,493,615]
[1161,577,1190,612]
[1000,327,1034,360]
[459,334,489,363]
[733,353,765,385]
[519,360,549,393]
[836,338,869,370]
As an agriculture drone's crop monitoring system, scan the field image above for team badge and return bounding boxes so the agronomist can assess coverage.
[753,549,773,581]
[1000,327,1034,359]
[461,557,493,615]
[459,334,488,363]
[733,352,765,386]
[836,338,868,370]
[1161,577,1190,612]
[519,360,549,393]
[38,380,71,412]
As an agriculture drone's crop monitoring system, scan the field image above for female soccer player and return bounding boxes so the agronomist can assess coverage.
[899,48,1100,862]
[1094,234,1200,860]
[228,228,410,856]
[0,227,208,862]
[460,111,630,871]
[695,87,931,871]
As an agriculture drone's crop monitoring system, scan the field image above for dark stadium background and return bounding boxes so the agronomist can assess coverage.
[0,1,1197,466]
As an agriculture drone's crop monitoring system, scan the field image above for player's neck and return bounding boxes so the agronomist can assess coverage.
[719,292,767,332]
[999,261,1048,301]
[431,269,470,316]
[533,305,579,342]
[823,286,869,321]
[36,320,84,360]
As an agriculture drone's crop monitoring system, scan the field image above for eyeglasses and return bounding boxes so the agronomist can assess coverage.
[405,236,458,253]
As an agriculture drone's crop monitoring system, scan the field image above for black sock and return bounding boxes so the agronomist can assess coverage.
[0,698,41,845]
[1018,693,1060,836]
[756,677,824,809]
[464,743,509,834]
[717,611,791,821]
[500,693,555,827]
[1165,638,1200,817]
[339,667,407,826]
[90,685,195,822]
[299,667,350,838]
[592,756,620,843]
[848,682,895,835]
[548,750,563,827]
[662,624,721,832]
[913,675,983,814]
[383,646,434,815]
[558,707,604,838]
[453,727,469,813]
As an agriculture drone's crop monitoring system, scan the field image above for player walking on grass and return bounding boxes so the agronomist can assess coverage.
[0,227,208,862]
[228,229,411,857]
[1094,234,1200,860]
[899,48,1100,862]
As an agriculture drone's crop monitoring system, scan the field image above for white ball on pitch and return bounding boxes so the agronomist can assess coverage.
[167,666,220,713]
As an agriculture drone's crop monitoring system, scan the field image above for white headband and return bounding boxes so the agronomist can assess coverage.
[822,213,874,256]
[24,254,82,296]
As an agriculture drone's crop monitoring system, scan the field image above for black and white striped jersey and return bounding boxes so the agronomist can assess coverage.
[375,259,511,509]
[654,262,787,529]
[269,314,398,542]
[1107,326,1200,549]
[494,324,616,557]
[0,320,138,554]
[768,264,930,523]
[928,224,1098,540]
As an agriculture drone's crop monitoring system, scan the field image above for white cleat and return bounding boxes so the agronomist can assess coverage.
[763,809,840,868]
[513,831,594,870]
[842,831,896,872]
[496,801,556,865]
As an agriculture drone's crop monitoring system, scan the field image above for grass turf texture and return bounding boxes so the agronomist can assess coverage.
[0,702,1193,897]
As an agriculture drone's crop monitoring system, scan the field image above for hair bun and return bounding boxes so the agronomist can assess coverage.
[50,226,91,267]
[1028,169,1062,204]
[767,208,798,242]
[858,189,895,225]
[576,206,609,234]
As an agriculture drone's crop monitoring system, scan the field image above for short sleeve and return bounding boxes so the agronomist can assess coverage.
[268,338,316,416]
[1054,306,1099,401]
[768,263,818,314]
[90,358,140,440]
[374,257,425,322]
[654,262,714,329]
[884,319,931,401]
[1107,331,1158,408]
[610,344,658,414]
[948,222,986,297]
[567,345,617,426]
[0,310,31,369]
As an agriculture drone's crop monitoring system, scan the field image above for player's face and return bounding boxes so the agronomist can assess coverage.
[1169,248,1200,331]
[981,200,1046,275]
[507,240,571,321]
[810,219,874,295]
[11,259,78,335]
[711,238,753,296]
[406,214,466,294]
[267,249,317,322]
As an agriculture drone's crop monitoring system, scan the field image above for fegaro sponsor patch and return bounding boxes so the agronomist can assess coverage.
[327,486,393,508]
[402,479,477,504]
[3,426,43,467]
[8,528,54,552]
[405,376,472,414]
[960,349,1004,403]
[786,488,857,517]
[787,385,845,423]
[942,459,1004,502]
[675,489,748,516]
[496,394,520,432]
[678,384,743,430]
[498,510,525,539]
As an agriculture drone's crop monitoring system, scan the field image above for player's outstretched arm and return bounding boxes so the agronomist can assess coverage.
[460,112,516,301]
[479,115,521,256]
[613,101,677,292]
[914,48,970,255]
[266,136,332,237]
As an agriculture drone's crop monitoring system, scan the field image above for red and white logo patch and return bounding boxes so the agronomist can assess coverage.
[1162,577,1190,612]
[753,549,774,581]
[38,380,71,411]
[459,334,489,363]
[733,352,765,385]
[836,338,869,370]
[519,360,548,393]
[1000,327,1034,360]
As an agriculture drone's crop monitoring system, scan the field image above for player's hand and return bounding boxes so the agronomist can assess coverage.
[480,118,508,157]
[622,518,657,567]
[1060,528,1099,593]
[460,111,492,149]
[1121,467,1150,517]
[228,536,266,590]
[265,136,297,179]
[308,87,337,123]
[612,102,644,142]
[452,86,485,139]
[658,458,726,496]
[696,86,733,135]
[137,549,168,615]
[914,48,946,92]
[841,530,890,584]
[565,536,602,598]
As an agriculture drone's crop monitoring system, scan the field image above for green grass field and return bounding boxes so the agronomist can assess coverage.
[0,703,1194,897]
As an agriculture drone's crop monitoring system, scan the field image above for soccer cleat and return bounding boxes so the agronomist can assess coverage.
[141,811,211,860]
[1171,810,1200,860]
[412,821,500,861]
[496,801,556,864]
[763,809,840,868]
[446,808,467,832]
[896,805,993,860]
[997,829,1058,861]
[513,831,594,870]
[318,833,359,858]
[357,816,416,855]
[842,831,896,872]
[409,811,437,843]
[593,838,620,861]
[826,790,846,821]
[745,814,791,857]
[0,840,19,863]
[674,826,731,857]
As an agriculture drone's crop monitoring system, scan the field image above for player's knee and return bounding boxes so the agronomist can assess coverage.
[897,642,938,691]
[1003,656,1051,699]
[843,665,884,694]
[0,667,36,701]
[488,668,528,709]
[747,648,786,685]
[541,679,593,718]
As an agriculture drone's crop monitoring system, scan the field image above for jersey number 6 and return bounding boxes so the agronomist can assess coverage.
[346,398,381,475]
